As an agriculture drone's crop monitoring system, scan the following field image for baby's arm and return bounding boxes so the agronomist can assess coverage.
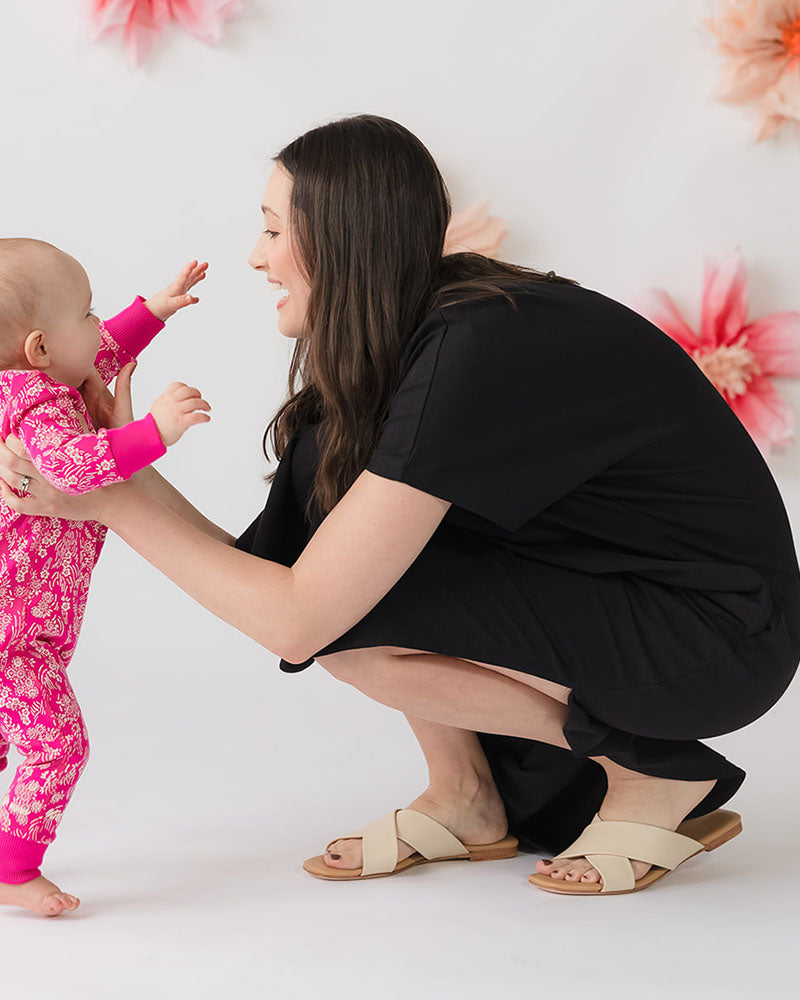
[93,261,208,385]
[93,296,165,386]
[7,372,166,495]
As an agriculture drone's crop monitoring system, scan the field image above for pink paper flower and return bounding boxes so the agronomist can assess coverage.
[629,248,800,458]
[444,200,508,257]
[88,0,242,67]
[704,1,800,141]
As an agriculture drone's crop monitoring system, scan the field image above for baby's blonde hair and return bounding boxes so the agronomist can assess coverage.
[0,237,62,370]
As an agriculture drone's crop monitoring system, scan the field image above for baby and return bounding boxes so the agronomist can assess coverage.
[0,238,211,916]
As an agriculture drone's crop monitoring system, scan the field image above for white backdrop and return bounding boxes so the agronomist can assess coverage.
[0,2,798,997]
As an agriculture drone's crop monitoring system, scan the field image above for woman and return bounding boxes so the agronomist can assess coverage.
[2,114,798,896]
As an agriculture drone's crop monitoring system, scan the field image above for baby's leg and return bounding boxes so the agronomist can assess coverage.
[0,643,90,916]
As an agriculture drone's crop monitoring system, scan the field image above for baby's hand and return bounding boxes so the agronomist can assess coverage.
[150,382,211,447]
[145,260,208,322]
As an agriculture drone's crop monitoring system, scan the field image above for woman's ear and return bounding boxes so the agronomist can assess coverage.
[23,329,51,370]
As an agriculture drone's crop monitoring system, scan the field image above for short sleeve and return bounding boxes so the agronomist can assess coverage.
[365,290,678,533]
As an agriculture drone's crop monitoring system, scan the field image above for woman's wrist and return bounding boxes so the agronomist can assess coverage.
[91,479,139,528]
[129,464,157,494]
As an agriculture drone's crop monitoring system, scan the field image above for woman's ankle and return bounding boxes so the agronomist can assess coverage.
[425,768,500,807]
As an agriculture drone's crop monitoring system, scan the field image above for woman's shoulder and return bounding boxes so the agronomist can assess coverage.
[437,278,632,329]
[430,277,683,366]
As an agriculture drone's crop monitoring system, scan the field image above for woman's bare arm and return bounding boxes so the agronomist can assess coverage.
[131,465,236,545]
[0,436,451,667]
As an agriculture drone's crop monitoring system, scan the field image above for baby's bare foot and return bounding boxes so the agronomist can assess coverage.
[0,875,80,916]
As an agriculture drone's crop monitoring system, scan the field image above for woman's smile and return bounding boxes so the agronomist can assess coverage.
[267,276,290,310]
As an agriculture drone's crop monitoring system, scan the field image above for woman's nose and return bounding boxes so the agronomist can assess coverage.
[248,241,266,270]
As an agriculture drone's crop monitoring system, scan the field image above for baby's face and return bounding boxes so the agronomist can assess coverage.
[28,253,102,388]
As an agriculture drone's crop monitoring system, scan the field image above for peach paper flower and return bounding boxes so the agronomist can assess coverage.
[705,0,800,141]
[88,0,242,67]
[629,248,800,459]
[444,200,508,257]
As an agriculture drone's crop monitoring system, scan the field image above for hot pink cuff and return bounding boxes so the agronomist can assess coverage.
[103,295,165,358]
[106,412,166,479]
[0,830,47,884]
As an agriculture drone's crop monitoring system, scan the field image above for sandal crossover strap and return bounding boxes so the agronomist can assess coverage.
[551,813,707,893]
[326,808,471,877]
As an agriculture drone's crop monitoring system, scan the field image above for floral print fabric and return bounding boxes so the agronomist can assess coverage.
[0,298,163,880]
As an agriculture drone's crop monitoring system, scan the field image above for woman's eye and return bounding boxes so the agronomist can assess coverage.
[262,230,279,239]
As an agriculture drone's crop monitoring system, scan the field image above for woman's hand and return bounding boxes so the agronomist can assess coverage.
[80,360,137,431]
[0,435,128,523]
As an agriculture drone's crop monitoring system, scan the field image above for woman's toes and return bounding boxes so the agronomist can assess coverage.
[564,859,593,881]
[580,868,601,883]
[323,839,361,869]
[536,856,597,881]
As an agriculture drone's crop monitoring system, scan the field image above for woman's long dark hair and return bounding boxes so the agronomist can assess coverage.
[262,114,579,525]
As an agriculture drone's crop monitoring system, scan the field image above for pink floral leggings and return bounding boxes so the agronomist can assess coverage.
[0,640,89,883]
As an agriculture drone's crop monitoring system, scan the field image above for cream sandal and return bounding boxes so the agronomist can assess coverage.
[528,807,743,895]
[303,807,519,880]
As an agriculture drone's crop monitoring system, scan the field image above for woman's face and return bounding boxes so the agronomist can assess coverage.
[248,163,311,339]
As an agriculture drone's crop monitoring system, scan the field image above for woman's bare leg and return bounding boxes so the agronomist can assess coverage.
[317,645,572,869]
[358,714,513,866]
[316,646,716,883]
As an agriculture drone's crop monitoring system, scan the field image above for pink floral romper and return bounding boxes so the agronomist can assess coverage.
[0,296,167,883]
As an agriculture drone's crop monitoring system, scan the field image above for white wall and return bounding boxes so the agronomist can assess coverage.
[0,1,798,993]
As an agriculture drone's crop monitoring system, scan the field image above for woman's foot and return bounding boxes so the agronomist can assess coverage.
[0,875,80,916]
[535,763,718,886]
[322,777,509,870]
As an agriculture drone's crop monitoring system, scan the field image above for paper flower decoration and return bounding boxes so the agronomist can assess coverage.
[630,248,800,458]
[88,0,242,67]
[705,1,800,141]
[444,200,508,257]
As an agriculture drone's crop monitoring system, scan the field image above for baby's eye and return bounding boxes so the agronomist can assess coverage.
[262,230,279,239]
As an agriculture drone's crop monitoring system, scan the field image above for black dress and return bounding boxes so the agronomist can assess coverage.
[235,280,800,854]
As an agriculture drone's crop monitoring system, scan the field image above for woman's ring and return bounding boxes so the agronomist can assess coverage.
[20,475,30,493]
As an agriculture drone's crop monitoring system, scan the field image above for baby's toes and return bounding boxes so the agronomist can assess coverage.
[42,894,67,916]
[52,892,79,911]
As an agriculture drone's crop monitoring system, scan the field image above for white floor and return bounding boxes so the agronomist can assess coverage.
[1,551,798,1000]
[2,782,797,1000]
